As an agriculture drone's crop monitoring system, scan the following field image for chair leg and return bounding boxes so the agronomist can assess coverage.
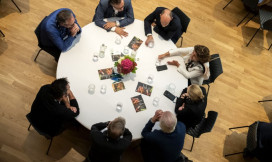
[237,12,250,27]
[46,138,53,155]
[246,27,260,47]
[268,43,272,50]
[229,125,249,130]
[11,0,22,12]
[258,100,272,103]
[223,0,234,10]
[34,49,42,62]
[27,123,31,131]
[224,151,244,157]
[0,30,5,37]
[190,137,195,152]
[180,36,183,47]
[244,13,257,26]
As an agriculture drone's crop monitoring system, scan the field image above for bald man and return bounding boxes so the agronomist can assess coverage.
[144,7,182,46]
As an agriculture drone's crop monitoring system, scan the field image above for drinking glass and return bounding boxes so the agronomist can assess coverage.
[88,84,95,94]
[148,40,154,48]
[147,74,154,84]
[115,36,121,45]
[123,46,129,55]
[153,97,160,107]
[116,102,123,112]
[93,52,98,62]
[168,83,176,93]
[100,84,107,94]
[155,59,161,66]
[131,50,137,58]
[99,44,106,58]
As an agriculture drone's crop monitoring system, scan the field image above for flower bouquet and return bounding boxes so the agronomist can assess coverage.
[114,55,137,75]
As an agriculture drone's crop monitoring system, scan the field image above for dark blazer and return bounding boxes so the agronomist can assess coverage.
[88,122,132,162]
[93,0,134,29]
[255,122,272,161]
[175,87,207,130]
[144,7,182,43]
[141,120,186,162]
[29,85,80,136]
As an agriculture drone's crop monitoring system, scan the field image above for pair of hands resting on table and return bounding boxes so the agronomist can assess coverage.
[61,85,77,113]
[103,22,128,37]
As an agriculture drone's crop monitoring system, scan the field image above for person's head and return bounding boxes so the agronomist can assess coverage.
[187,84,204,102]
[159,111,177,133]
[108,117,126,139]
[51,78,69,100]
[192,45,210,63]
[160,9,173,27]
[56,9,75,28]
[109,0,124,12]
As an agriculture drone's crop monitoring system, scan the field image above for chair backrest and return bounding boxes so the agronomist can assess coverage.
[172,7,191,33]
[242,0,259,11]
[207,54,223,84]
[35,16,47,47]
[246,121,259,152]
[260,6,272,31]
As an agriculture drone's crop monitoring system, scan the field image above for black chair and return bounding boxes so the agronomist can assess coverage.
[245,6,272,49]
[224,121,259,157]
[223,0,235,10]
[258,99,272,102]
[202,54,223,96]
[26,113,63,155]
[186,111,218,152]
[172,7,191,47]
[237,0,259,27]
[0,29,5,37]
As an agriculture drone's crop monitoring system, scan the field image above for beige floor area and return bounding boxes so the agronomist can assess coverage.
[0,0,272,161]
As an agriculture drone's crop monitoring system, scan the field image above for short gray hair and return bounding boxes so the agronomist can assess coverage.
[160,111,177,133]
[108,117,126,139]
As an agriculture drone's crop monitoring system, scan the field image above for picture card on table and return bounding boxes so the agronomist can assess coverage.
[131,95,146,113]
[128,36,143,51]
[112,81,125,92]
[135,82,153,96]
[111,53,125,62]
[98,67,113,80]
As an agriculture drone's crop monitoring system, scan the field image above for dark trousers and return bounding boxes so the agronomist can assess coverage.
[41,45,61,62]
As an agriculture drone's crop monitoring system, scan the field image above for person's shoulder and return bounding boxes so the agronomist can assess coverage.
[155,7,166,12]
[177,121,186,131]
[124,0,132,4]
[99,0,110,7]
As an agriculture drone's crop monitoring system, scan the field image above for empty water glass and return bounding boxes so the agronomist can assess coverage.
[99,44,107,58]
[123,46,129,55]
[93,52,98,62]
[168,83,176,93]
[148,40,154,48]
[155,59,161,66]
[116,102,123,112]
[131,50,137,58]
[153,97,160,107]
[88,84,95,94]
[147,74,154,84]
[115,36,121,45]
[100,84,107,94]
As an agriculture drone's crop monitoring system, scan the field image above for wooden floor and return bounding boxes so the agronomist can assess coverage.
[0,0,272,161]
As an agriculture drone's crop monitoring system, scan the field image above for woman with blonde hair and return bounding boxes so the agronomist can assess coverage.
[175,84,207,130]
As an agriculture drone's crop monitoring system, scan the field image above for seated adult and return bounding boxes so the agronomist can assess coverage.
[28,78,80,136]
[144,7,182,46]
[93,0,134,37]
[40,8,81,62]
[175,84,207,130]
[158,45,210,85]
[86,117,132,162]
[141,110,186,162]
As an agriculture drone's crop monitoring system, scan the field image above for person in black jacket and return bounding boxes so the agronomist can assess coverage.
[175,84,207,130]
[86,117,132,162]
[28,78,80,136]
[144,7,182,46]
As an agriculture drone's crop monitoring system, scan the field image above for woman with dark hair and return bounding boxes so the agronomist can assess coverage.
[174,84,207,130]
[158,45,211,85]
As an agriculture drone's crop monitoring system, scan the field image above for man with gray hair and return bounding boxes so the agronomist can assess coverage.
[144,7,182,46]
[141,110,186,162]
[86,117,132,162]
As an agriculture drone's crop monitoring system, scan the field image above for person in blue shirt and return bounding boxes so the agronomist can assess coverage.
[93,0,134,37]
[40,8,81,62]
[141,110,187,162]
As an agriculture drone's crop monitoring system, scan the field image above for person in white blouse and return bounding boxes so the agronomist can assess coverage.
[158,45,210,85]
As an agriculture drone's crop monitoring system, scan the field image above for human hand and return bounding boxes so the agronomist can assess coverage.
[151,22,156,27]
[115,27,128,38]
[151,109,163,123]
[180,93,188,99]
[69,106,77,113]
[145,35,154,46]
[103,22,116,30]
[70,23,80,37]
[167,60,180,67]
[178,103,185,111]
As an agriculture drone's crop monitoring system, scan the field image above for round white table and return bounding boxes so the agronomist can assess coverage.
[57,19,188,139]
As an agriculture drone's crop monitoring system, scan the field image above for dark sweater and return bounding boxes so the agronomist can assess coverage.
[175,87,207,130]
[29,84,79,136]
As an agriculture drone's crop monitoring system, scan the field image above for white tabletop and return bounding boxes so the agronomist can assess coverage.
[57,19,188,139]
